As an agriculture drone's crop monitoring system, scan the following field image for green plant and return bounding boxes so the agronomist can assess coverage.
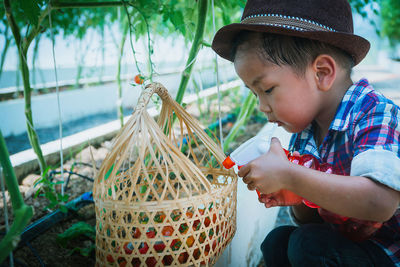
[0,130,33,264]
[381,0,400,46]
[192,72,205,120]
[174,0,208,105]
[57,221,96,256]
[3,0,50,174]
[34,167,70,212]
[223,91,258,153]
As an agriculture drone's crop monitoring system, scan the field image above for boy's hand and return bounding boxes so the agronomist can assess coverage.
[238,137,290,194]
[259,189,303,208]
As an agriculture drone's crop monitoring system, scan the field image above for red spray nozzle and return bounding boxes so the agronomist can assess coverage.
[222,156,235,169]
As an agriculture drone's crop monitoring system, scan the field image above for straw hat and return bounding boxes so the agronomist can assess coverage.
[212,0,370,65]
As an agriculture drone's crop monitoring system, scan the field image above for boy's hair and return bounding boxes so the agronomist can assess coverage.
[231,31,354,76]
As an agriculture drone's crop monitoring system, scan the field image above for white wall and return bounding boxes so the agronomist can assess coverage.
[0,83,142,136]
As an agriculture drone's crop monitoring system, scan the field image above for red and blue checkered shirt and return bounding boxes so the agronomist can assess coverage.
[289,79,400,265]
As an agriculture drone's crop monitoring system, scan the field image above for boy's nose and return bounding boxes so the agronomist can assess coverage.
[259,102,272,114]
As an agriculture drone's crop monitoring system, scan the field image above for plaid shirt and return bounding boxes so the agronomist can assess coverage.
[289,79,400,265]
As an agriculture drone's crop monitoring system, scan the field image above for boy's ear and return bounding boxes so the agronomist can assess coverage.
[312,55,336,92]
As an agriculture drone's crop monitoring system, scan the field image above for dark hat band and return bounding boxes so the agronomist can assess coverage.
[241,14,336,32]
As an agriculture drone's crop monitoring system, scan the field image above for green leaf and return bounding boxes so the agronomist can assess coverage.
[57,222,96,247]
[33,189,41,198]
[140,185,147,194]
[170,10,186,36]
[69,244,96,257]
[57,192,69,203]
[20,0,40,26]
[45,191,56,202]
[33,177,45,187]
[62,194,70,202]
[202,41,211,47]
[59,204,68,213]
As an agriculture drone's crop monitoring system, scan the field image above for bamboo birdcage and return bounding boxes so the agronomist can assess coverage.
[94,83,237,267]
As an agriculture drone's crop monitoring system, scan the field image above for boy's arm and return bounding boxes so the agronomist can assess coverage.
[283,164,400,222]
[290,203,323,224]
[239,138,400,223]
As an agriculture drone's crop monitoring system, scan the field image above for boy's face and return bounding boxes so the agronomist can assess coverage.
[234,50,322,133]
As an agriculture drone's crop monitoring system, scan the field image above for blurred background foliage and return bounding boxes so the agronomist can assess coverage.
[380,0,400,46]
[1,0,399,69]
[349,0,400,45]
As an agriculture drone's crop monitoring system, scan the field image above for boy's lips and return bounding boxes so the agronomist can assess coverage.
[269,120,283,126]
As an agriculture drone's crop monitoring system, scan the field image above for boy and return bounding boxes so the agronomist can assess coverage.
[212,0,400,266]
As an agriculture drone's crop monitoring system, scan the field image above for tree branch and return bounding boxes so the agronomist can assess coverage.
[4,0,22,50]
[51,1,125,9]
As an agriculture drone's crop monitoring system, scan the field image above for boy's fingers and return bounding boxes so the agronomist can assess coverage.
[242,175,252,185]
[270,137,288,157]
[264,199,277,208]
[270,137,283,153]
[259,196,273,204]
[292,151,300,157]
[237,164,250,177]
[247,182,256,191]
[270,137,282,147]
[258,194,268,203]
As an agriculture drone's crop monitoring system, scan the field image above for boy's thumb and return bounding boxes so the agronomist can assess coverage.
[270,137,282,149]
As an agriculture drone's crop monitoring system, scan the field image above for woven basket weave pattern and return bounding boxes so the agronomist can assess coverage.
[94,83,237,266]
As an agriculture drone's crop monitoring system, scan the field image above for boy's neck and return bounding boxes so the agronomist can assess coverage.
[314,76,353,146]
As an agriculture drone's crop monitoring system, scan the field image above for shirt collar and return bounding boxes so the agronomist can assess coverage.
[329,78,373,131]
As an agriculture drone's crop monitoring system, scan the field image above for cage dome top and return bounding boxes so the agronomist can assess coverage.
[94,83,235,204]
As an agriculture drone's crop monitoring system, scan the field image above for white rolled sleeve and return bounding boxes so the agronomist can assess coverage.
[351,149,400,191]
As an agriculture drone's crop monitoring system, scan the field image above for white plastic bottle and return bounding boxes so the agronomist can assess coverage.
[223,124,277,172]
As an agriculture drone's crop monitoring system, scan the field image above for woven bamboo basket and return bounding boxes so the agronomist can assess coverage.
[94,83,237,267]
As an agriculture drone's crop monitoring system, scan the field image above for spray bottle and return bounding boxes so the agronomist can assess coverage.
[222,124,319,208]
[222,124,277,198]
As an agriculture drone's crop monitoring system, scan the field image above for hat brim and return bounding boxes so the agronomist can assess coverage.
[212,23,370,66]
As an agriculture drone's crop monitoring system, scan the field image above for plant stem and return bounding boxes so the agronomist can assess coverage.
[175,0,208,105]
[122,3,141,75]
[192,73,204,119]
[99,24,105,82]
[32,34,42,92]
[0,24,11,79]
[223,92,257,152]
[51,1,125,8]
[0,131,24,210]
[21,48,46,174]
[4,0,47,174]
[116,21,129,127]
[127,3,154,81]
[0,130,33,263]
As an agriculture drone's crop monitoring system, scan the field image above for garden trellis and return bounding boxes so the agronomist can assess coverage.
[94,83,237,266]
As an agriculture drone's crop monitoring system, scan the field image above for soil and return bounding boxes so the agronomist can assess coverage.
[0,98,269,267]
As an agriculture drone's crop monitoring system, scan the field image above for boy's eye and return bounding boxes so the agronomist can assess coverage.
[264,87,274,94]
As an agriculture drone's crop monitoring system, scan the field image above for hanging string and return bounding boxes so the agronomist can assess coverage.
[121,0,142,77]
[211,1,232,259]
[211,0,224,150]
[0,168,14,267]
[48,5,65,197]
